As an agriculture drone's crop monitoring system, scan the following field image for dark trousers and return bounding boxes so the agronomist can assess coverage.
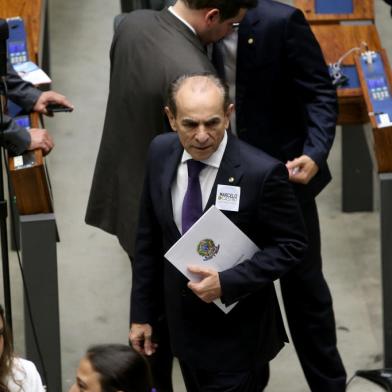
[146,317,174,392]
[179,361,269,392]
[280,200,346,391]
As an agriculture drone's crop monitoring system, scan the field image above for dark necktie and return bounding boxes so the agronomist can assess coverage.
[182,159,206,234]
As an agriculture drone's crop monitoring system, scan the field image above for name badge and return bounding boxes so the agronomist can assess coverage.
[215,185,240,212]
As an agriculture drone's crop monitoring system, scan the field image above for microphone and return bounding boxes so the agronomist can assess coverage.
[0,19,9,79]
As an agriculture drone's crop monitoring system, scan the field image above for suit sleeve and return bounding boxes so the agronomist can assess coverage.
[130,142,164,324]
[219,163,308,306]
[0,114,31,155]
[285,9,337,168]
[6,62,42,112]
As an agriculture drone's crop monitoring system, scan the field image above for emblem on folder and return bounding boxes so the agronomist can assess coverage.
[197,239,220,261]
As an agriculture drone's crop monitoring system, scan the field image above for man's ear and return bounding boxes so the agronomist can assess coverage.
[164,106,177,132]
[204,8,220,26]
[224,103,234,128]
[226,103,234,117]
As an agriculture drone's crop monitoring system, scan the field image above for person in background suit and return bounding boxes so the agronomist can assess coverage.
[130,73,308,392]
[1,63,73,155]
[85,1,256,390]
[213,0,347,390]
[384,0,392,16]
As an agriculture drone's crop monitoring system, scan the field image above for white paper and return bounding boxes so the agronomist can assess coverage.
[13,61,52,85]
[379,113,392,128]
[164,205,259,313]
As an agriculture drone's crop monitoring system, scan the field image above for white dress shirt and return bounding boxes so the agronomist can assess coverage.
[171,131,228,234]
[168,6,196,35]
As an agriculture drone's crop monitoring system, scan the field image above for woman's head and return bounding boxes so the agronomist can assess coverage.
[70,344,152,392]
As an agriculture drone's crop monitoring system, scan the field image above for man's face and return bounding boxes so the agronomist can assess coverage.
[200,7,247,44]
[166,78,233,161]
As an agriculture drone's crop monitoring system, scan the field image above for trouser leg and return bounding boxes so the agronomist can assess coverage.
[280,200,346,392]
[147,317,174,392]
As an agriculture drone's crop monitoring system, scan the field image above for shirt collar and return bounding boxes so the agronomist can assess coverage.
[181,131,228,169]
[168,6,196,35]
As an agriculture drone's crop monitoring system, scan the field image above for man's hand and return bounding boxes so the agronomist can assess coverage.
[129,323,157,356]
[286,155,319,184]
[28,128,54,155]
[33,91,74,115]
[187,265,222,303]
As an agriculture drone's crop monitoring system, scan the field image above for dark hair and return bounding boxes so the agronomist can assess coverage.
[183,0,257,21]
[167,72,230,117]
[86,344,152,392]
[0,305,15,392]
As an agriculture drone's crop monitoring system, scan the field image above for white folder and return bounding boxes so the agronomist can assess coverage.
[164,205,259,313]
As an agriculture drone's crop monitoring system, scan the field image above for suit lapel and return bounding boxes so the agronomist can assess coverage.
[161,138,183,237]
[204,134,244,211]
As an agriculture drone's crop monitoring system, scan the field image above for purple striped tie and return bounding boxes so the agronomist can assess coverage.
[182,160,206,234]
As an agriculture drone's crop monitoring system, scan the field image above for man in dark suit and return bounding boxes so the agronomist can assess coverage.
[214,0,347,390]
[129,73,308,391]
[86,3,256,389]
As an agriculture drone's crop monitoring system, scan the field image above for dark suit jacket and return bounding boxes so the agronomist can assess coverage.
[85,8,215,257]
[131,132,308,371]
[217,0,337,202]
[0,63,41,155]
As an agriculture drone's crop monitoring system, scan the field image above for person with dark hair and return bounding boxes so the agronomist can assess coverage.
[383,0,392,15]
[69,344,153,392]
[85,1,255,390]
[0,305,45,391]
[1,62,73,156]
[130,73,308,392]
[213,0,347,390]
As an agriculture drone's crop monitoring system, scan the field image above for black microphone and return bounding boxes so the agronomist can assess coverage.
[0,19,9,79]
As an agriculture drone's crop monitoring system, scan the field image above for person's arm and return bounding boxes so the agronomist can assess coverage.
[284,9,337,184]
[6,62,41,111]
[7,62,74,115]
[218,163,308,306]
[129,140,164,354]
[1,114,54,155]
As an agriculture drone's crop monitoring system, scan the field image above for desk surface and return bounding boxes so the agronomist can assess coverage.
[312,24,382,98]
[294,0,374,23]
[1,0,44,63]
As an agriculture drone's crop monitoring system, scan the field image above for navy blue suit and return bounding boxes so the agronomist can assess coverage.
[131,132,307,390]
[214,1,346,390]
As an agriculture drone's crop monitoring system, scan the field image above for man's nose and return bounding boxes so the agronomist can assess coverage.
[195,127,209,144]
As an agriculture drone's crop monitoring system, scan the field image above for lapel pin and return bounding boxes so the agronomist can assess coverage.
[228,177,235,183]
[248,38,254,45]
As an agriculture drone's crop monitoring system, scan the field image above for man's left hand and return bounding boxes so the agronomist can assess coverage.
[286,155,319,184]
[33,91,74,115]
[187,265,222,303]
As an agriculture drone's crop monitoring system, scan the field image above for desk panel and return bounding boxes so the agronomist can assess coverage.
[294,0,374,23]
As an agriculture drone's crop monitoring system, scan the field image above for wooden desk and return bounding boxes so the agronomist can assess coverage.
[294,0,374,24]
[311,24,382,124]
[1,0,45,63]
